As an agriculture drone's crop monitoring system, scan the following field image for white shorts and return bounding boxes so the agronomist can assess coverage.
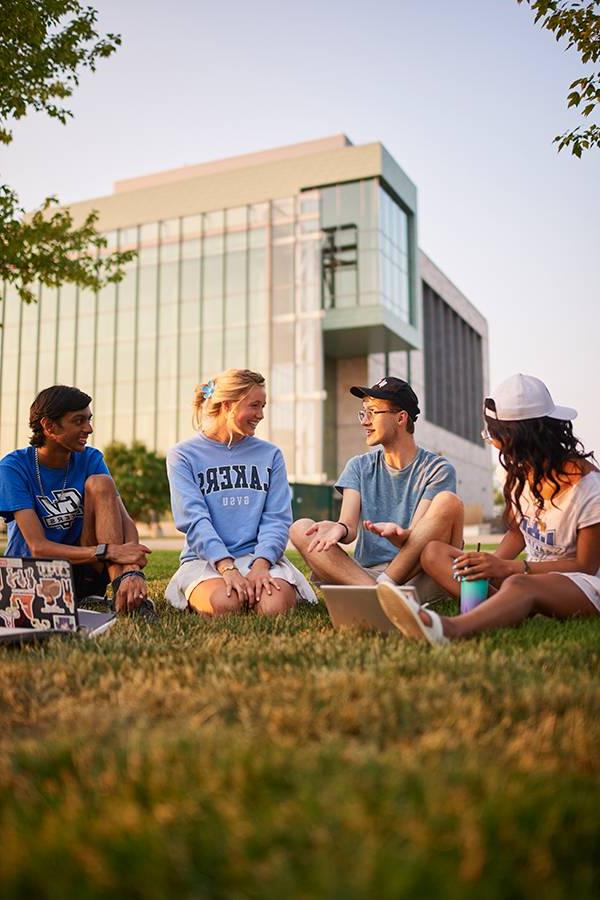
[165,553,318,610]
[556,572,600,613]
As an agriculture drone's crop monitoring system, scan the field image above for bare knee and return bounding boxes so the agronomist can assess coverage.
[421,540,452,573]
[209,589,245,616]
[430,491,464,518]
[503,574,532,594]
[257,582,296,616]
[85,474,117,501]
[289,518,315,550]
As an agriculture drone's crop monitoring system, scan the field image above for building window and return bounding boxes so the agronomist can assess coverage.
[422,281,483,444]
[321,224,358,309]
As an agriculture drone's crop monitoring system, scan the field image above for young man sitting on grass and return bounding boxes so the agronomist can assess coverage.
[0,385,152,613]
[290,377,463,604]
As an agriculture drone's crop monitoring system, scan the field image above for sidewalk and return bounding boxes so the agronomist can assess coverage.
[142,532,504,552]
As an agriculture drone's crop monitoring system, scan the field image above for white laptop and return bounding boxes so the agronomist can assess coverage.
[320,584,405,633]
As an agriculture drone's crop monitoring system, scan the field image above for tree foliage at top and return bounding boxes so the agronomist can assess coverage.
[517,0,600,156]
[0,0,135,304]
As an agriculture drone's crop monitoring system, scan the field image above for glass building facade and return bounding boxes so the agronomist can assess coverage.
[0,177,413,482]
[0,136,491,515]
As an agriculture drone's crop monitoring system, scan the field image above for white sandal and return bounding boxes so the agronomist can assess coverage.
[377,583,449,646]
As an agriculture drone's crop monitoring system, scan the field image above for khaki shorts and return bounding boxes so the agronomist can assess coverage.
[310,560,447,606]
[365,564,448,606]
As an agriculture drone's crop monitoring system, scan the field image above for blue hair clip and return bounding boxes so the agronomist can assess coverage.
[201,380,215,400]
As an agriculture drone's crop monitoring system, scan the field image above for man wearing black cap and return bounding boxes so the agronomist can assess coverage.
[290,376,463,600]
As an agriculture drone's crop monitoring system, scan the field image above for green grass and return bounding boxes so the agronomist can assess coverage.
[1,550,599,899]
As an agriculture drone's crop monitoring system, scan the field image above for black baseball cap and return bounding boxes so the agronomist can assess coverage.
[350,377,420,421]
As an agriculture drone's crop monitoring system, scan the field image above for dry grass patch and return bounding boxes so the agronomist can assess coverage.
[1,551,599,899]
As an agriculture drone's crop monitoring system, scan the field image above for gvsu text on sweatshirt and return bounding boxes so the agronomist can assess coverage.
[167,433,292,565]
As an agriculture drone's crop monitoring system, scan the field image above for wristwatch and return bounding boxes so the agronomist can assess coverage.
[95,543,108,561]
[217,559,236,575]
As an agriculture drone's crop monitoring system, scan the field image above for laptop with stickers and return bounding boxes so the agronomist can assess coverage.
[0,557,116,644]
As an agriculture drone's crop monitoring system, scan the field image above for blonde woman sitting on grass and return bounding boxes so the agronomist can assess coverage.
[377,374,600,644]
[165,369,316,616]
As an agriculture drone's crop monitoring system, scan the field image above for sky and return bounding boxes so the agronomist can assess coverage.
[3,0,599,452]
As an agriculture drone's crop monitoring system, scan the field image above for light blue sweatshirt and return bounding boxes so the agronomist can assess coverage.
[167,433,292,566]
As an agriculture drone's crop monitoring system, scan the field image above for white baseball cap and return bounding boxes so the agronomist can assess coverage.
[485,374,577,422]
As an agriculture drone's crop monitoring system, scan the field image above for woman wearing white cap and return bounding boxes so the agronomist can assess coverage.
[376,374,600,644]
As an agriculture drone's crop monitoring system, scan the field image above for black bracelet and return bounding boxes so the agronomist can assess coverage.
[337,521,349,540]
[112,570,146,593]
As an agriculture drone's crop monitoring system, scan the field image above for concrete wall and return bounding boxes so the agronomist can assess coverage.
[335,357,369,475]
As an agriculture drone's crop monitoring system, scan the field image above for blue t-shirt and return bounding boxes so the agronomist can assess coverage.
[167,433,292,566]
[0,446,110,557]
[335,446,457,567]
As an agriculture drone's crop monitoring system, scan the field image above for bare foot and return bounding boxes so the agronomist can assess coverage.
[363,520,411,549]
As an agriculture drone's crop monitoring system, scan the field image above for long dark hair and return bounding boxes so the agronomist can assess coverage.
[29,385,92,448]
[485,401,595,522]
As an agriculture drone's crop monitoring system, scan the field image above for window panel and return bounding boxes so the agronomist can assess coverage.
[225,250,246,296]
[138,245,158,266]
[271,322,294,395]
[224,327,246,369]
[119,226,138,249]
[203,210,224,234]
[225,293,246,325]
[226,230,247,252]
[181,237,201,260]
[273,285,294,317]
[339,182,360,225]
[181,259,201,301]
[182,214,202,239]
[249,227,267,248]
[140,222,159,244]
[119,271,137,309]
[180,298,201,333]
[203,255,223,297]
[273,223,293,241]
[248,291,268,322]
[160,261,179,305]
[272,244,293,286]
[422,282,484,444]
[249,248,267,293]
[249,203,269,227]
[269,401,294,470]
[203,234,224,256]
[139,266,157,313]
[272,198,294,222]
[320,186,337,229]
[299,191,319,216]
[179,328,201,380]
[247,324,269,373]
[201,329,223,378]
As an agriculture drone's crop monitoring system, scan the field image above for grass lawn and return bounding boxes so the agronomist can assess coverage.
[1,549,599,899]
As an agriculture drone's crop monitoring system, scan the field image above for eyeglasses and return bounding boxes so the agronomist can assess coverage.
[357,408,398,424]
[481,425,494,444]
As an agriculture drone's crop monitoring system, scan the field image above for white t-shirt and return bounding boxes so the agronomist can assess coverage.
[517,471,600,612]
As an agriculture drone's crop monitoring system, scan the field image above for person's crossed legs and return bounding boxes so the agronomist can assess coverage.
[290,491,463,588]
